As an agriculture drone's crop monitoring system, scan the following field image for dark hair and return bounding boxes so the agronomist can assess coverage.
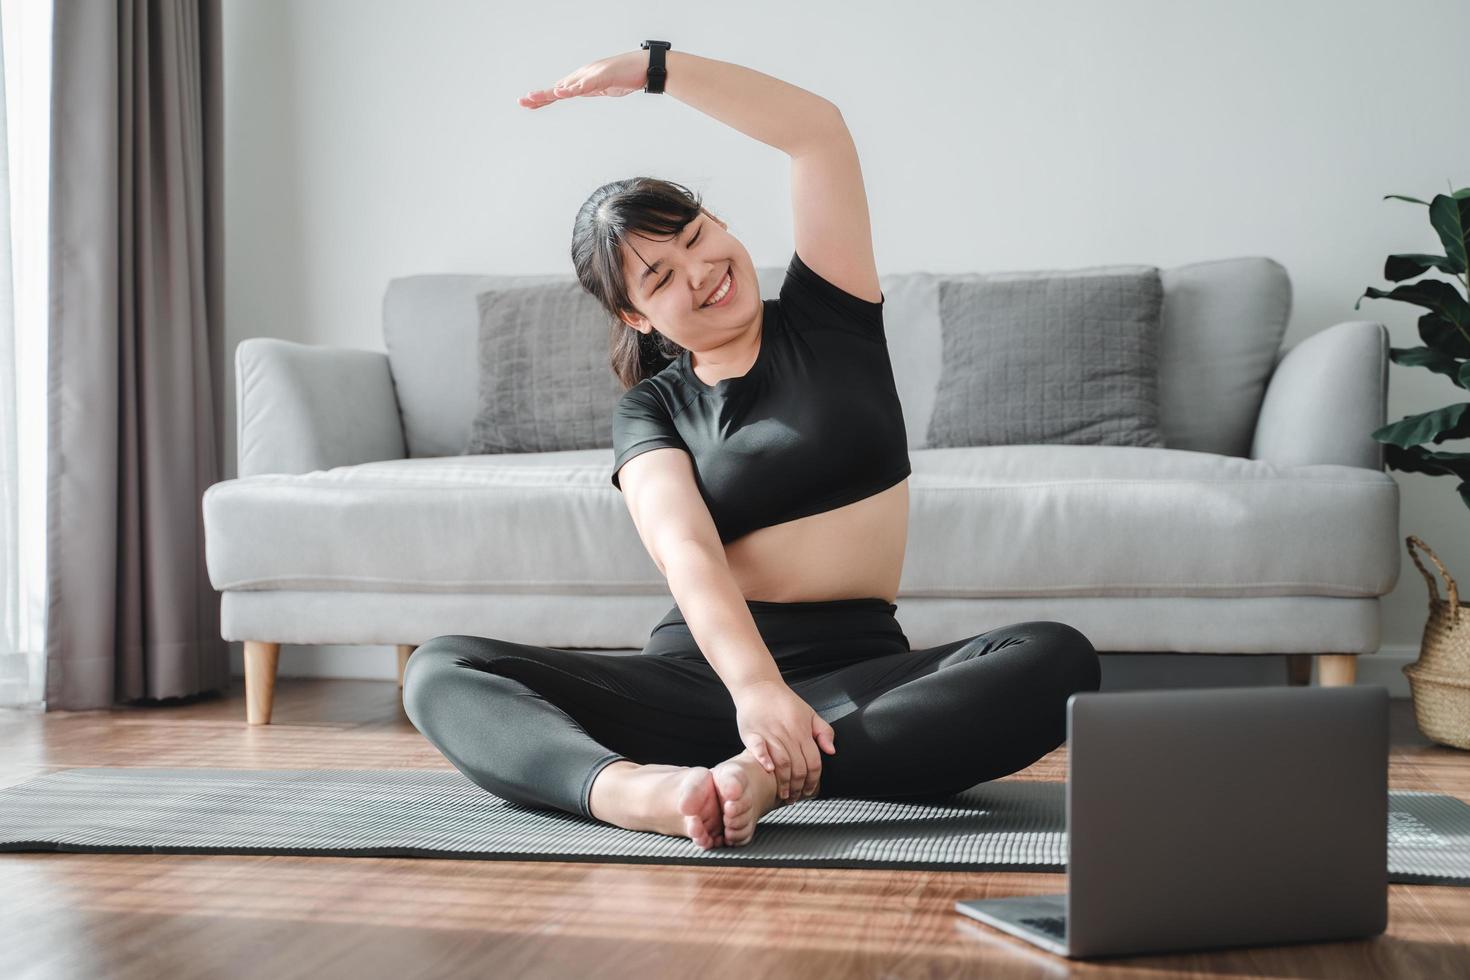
[570,177,716,390]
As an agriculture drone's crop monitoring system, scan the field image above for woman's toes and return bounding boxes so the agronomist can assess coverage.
[675,768,715,820]
[685,813,718,848]
[675,767,711,812]
[712,762,759,844]
[723,800,749,831]
[712,762,747,805]
[674,768,724,844]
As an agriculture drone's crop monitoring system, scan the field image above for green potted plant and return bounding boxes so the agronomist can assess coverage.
[1363,184,1470,749]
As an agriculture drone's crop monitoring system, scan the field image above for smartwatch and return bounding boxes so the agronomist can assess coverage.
[640,40,671,93]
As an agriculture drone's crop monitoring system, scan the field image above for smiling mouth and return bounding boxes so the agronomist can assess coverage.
[701,265,734,309]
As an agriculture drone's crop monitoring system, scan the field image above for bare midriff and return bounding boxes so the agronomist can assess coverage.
[722,477,908,604]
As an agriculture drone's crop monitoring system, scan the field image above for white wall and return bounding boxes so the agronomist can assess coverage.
[220,0,1470,693]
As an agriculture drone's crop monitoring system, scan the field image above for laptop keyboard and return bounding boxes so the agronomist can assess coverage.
[1018,915,1067,940]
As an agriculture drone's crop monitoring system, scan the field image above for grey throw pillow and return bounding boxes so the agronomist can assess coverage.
[925,267,1167,448]
[463,282,624,455]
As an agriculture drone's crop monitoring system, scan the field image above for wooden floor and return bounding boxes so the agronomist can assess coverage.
[1,675,1468,980]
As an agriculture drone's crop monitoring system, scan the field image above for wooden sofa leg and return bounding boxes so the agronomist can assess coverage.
[1285,655,1313,686]
[397,645,418,689]
[1316,654,1357,687]
[244,641,281,725]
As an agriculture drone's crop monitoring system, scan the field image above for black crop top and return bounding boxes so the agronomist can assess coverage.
[609,250,911,544]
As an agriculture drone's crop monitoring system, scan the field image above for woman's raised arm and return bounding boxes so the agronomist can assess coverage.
[520,48,842,158]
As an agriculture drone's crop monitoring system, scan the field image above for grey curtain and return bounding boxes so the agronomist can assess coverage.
[46,0,226,709]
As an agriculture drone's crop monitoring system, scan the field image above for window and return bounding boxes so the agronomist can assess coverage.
[0,0,53,708]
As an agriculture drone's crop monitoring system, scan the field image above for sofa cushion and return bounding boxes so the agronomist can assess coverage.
[383,266,786,459]
[463,282,625,454]
[925,266,1166,449]
[862,256,1292,457]
[382,257,1290,460]
[1157,257,1291,457]
[202,446,1398,599]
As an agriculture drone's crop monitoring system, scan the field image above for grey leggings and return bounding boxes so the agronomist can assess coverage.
[401,598,1102,820]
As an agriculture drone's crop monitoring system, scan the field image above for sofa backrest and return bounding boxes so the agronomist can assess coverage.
[382,256,1290,460]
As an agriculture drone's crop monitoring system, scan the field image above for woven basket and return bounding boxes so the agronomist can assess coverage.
[1403,534,1470,750]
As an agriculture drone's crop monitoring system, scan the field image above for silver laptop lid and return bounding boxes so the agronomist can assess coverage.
[1064,685,1388,959]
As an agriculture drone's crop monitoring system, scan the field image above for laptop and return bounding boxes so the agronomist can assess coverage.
[955,684,1389,959]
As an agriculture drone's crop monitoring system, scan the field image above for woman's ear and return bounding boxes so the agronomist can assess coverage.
[618,310,651,332]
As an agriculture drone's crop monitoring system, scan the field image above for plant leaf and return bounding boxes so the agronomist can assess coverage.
[1389,344,1467,384]
[1357,279,1470,332]
[1429,193,1470,274]
[1372,403,1470,447]
[1384,193,1432,205]
[1383,443,1470,476]
[1385,252,1463,282]
[1418,311,1470,357]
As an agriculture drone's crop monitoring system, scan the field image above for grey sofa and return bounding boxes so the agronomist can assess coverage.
[202,257,1399,725]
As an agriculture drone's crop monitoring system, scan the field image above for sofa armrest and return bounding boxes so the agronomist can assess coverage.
[236,338,406,477]
[1249,320,1389,470]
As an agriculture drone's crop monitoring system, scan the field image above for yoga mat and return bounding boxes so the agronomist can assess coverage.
[0,768,1465,886]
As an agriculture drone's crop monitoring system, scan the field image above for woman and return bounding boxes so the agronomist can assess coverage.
[402,47,1102,850]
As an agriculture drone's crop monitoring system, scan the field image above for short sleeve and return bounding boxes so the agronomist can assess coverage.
[780,250,886,340]
[610,384,689,490]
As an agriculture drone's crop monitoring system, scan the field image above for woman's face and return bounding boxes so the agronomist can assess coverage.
[617,209,757,351]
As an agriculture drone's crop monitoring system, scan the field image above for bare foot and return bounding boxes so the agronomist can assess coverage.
[711,748,802,847]
[587,761,726,849]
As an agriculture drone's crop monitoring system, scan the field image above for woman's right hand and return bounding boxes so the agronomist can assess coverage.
[731,679,837,801]
[518,51,650,109]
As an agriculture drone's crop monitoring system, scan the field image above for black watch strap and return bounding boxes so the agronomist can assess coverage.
[640,40,671,93]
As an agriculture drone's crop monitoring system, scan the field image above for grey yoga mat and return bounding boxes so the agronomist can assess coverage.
[0,767,1466,886]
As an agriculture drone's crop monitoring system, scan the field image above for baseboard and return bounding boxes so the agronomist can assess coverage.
[229,642,1419,698]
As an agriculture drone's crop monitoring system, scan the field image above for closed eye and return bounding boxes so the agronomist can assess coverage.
[652,221,703,294]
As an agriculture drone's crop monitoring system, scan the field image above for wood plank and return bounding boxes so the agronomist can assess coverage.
[0,678,1465,978]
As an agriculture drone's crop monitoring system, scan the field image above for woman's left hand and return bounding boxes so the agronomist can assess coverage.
[519,52,650,109]
[731,679,837,802]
